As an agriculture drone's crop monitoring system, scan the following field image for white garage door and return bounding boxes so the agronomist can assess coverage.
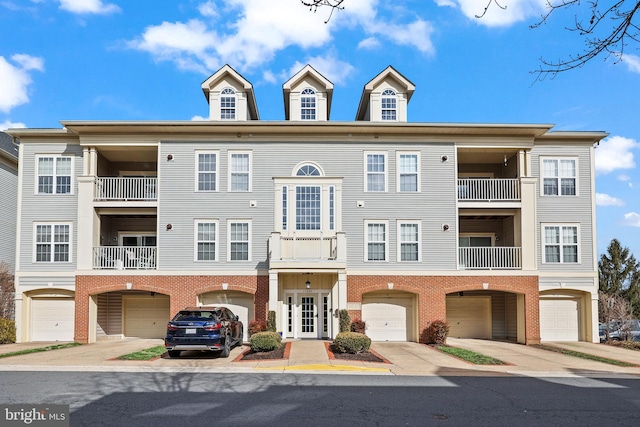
[124,295,170,338]
[31,298,75,342]
[362,296,413,341]
[446,296,491,339]
[201,292,253,342]
[540,299,579,341]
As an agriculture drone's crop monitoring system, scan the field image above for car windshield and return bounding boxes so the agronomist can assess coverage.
[173,311,217,321]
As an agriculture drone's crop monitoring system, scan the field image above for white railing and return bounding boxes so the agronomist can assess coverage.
[459,247,521,270]
[95,177,157,201]
[269,232,346,262]
[458,178,520,201]
[93,246,157,270]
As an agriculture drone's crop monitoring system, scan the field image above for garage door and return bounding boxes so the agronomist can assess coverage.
[446,296,491,339]
[31,298,75,342]
[362,296,413,341]
[540,299,579,341]
[201,291,253,342]
[124,295,170,338]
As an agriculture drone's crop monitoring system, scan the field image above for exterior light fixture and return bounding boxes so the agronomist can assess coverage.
[504,154,508,167]
[305,273,311,289]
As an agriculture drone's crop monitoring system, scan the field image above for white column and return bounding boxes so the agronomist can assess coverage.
[520,177,537,271]
[76,176,95,270]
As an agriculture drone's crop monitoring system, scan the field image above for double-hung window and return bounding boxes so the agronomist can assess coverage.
[398,221,420,262]
[229,221,250,261]
[196,151,218,191]
[229,152,251,191]
[365,152,387,192]
[381,89,397,121]
[301,88,316,120]
[398,153,419,192]
[543,224,578,263]
[296,186,321,230]
[220,88,236,120]
[195,221,218,261]
[34,223,71,262]
[366,221,388,261]
[542,158,577,196]
[37,156,72,194]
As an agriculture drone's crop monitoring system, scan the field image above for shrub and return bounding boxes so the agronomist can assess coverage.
[0,318,16,344]
[248,319,267,337]
[338,309,351,333]
[267,310,277,332]
[333,331,371,354]
[350,319,366,334]
[425,320,450,345]
[250,331,282,352]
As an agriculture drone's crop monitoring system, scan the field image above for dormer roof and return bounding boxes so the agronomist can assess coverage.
[356,65,415,121]
[283,64,334,120]
[201,64,259,120]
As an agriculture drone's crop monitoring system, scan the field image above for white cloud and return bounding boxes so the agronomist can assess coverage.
[623,212,640,227]
[0,120,26,130]
[358,37,380,50]
[623,54,640,74]
[262,70,277,84]
[190,115,207,121]
[59,0,120,14]
[289,53,355,85]
[0,54,44,113]
[618,174,630,181]
[443,0,548,27]
[595,135,640,174]
[596,193,625,207]
[129,0,435,73]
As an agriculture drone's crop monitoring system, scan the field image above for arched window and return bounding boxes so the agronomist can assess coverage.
[381,89,396,121]
[301,88,316,120]
[220,87,236,120]
[296,164,321,176]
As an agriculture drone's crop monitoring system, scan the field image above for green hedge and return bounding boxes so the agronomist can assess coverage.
[339,309,351,333]
[250,331,282,352]
[333,331,371,354]
[0,318,16,344]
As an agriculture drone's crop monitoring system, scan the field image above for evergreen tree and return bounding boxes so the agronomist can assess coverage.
[598,239,638,295]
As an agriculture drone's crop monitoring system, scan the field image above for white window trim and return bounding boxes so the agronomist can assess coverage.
[540,157,578,197]
[227,220,252,262]
[294,185,323,233]
[364,151,388,192]
[32,221,73,263]
[397,220,421,262]
[195,150,219,192]
[194,219,219,262]
[458,233,496,247]
[381,89,397,122]
[541,223,580,264]
[220,87,236,120]
[364,220,389,262]
[35,155,74,195]
[228,151,252,192]
[300,87,317,121]
[396,152,420,193]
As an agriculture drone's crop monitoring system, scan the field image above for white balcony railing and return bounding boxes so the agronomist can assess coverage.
[269,232,346,263]
[95,177,157,201]
[459,247,521,270]
[93,246,157,270]
[458,178,520,201]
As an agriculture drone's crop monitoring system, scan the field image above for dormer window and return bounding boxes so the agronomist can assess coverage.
[381,89,397,121]
[301,88,316,120]
[220,87,236,120]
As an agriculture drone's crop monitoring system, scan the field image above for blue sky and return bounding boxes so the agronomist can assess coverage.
[1,0,639,258]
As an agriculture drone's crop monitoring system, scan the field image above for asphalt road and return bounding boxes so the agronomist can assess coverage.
[1,372,639,426]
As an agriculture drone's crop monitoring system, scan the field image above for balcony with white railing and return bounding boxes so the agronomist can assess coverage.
[269,232,347,268]
[459,246,521,270]
[94,177,157,201]
[458,178,520,202]
[93,246,157,270]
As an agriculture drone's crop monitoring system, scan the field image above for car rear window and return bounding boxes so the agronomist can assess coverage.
[173,311,218,321]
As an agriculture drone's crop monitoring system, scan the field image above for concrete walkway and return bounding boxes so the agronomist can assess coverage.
[1,338,639,377]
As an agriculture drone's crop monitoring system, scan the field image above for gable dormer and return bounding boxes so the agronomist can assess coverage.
[201,64,259,121]
[356,66,415,122]
[283,65,333,121]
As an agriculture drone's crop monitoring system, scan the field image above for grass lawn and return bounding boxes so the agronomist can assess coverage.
[436,345,507,365]
[533,344,637,367]
[0,342,81,359]
[116,346,167,360]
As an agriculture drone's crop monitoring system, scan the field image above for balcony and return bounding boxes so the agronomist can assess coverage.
[92,246,157,270]
[95,177,157,201]
[269,232,346,269]
[459,247,521,270]
[458,178,520,202]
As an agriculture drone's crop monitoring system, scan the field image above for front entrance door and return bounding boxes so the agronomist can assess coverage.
[299,295,317,338]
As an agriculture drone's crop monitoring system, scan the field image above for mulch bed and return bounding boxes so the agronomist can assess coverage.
[235,342,291,361]
[325,342,390,363]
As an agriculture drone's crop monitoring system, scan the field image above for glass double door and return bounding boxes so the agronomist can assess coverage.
[285,292,330,339]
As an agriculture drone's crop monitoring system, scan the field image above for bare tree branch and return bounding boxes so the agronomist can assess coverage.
[301,0,345,23]
[476,0,508,19]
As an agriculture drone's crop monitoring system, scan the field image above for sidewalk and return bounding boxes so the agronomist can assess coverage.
[1,338,639,377]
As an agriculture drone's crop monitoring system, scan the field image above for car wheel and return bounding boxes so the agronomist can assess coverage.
[168,350,181,358]
[221,335,231,358]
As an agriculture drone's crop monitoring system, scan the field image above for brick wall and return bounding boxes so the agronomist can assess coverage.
[347,275,540,345]
[75,275,268,343]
